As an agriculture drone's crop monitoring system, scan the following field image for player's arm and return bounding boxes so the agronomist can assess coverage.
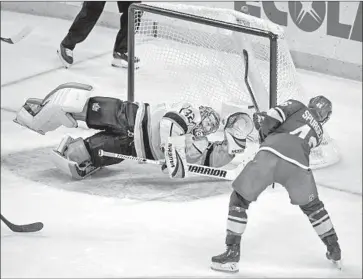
[254,99,304,142]
[191,140,233,168]
[159,111,190,150]
[158,107,197,179]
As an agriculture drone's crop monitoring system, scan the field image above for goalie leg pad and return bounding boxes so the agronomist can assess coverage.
[85,131,134,167]
[14,100,77,135]
[51,135,99,179]
[14,83,92,134]
[63,137,92,165]
[51,150,100,179]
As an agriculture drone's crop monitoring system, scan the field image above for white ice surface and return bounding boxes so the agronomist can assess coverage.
[1,11,362,278]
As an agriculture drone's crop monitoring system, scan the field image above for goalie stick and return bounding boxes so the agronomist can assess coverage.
[98,150,245,181]
[1,26,32,44]
[1,214,43,233]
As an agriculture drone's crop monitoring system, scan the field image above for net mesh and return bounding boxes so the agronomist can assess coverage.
[131,3,340,169]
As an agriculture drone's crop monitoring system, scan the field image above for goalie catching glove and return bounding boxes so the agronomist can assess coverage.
[14,82,92,134]
[223,112,254,155]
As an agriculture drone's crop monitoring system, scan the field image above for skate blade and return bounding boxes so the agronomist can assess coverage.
[111,58,140,69]
[79,166,101,179]
[211,262,239,273]
[57,50,72,69]
[331,260,343,270]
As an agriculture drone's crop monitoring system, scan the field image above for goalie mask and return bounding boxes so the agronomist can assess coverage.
[308,95,332,125]
[192,106,221,138]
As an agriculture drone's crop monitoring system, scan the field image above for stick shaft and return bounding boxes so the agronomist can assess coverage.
[98,149,241,180]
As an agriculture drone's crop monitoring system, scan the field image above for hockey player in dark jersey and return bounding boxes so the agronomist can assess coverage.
[13,82,254,179]
[210,96,341,273]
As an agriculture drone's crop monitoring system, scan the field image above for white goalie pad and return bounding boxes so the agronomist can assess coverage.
[14,83,92,135]
[50,135,99,180]
[51,150,83,179]
[50,150,100,180]
[56,87,92,113]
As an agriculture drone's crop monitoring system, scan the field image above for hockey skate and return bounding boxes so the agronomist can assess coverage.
[326,242,342,269]
[323,235,342,269]
[211,244,240,273]
[111,51,140,69]
[57,44,73,68]
[51,135,100,180]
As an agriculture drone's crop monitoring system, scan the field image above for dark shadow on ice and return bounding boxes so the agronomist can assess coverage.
[1,147,232,202]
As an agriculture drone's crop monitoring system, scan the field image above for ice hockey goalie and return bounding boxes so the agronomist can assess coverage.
[14,82,254,179]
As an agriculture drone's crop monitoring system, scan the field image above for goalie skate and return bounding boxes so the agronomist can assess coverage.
[51,149,100,180]
[51,135,100,180]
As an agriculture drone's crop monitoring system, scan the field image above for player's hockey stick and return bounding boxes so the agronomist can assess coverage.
[98,150,244,181]
[0,26,32,44]
[243,49,260,113]
[1,214,43,233]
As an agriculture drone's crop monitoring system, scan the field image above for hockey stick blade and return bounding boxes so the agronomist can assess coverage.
[1,214,43,233]
[243,49,260,113]
[1,26,32,44]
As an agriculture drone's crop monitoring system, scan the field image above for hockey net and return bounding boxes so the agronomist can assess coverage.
[129,3,340,169]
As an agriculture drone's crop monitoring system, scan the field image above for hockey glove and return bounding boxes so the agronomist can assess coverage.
[223,112,253,155]
[252,111,267,131]
[164,135,188,179]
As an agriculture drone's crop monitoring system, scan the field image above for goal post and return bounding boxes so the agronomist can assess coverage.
[127,2,278,110]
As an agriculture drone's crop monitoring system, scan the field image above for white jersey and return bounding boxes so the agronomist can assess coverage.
[133,102,235,168]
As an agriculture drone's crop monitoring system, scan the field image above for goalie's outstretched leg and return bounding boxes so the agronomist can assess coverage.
[51,131,134,179]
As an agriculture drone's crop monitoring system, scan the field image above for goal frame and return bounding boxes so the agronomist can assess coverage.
[127,3,278,109]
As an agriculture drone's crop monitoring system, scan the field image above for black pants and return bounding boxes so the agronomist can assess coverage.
[83,97,139,167]
[61,1,135,54]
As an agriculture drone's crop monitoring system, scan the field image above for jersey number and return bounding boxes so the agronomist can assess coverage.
[181,108,196,125]
[290,124,317,148]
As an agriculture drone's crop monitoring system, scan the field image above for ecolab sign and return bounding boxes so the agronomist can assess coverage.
[234,1,362,42]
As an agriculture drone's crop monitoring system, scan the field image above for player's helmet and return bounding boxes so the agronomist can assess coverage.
[308,95,332,125]
[192,106,221,137]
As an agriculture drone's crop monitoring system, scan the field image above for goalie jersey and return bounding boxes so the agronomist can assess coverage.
[258,99,324,169]
[133,102,235,168]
